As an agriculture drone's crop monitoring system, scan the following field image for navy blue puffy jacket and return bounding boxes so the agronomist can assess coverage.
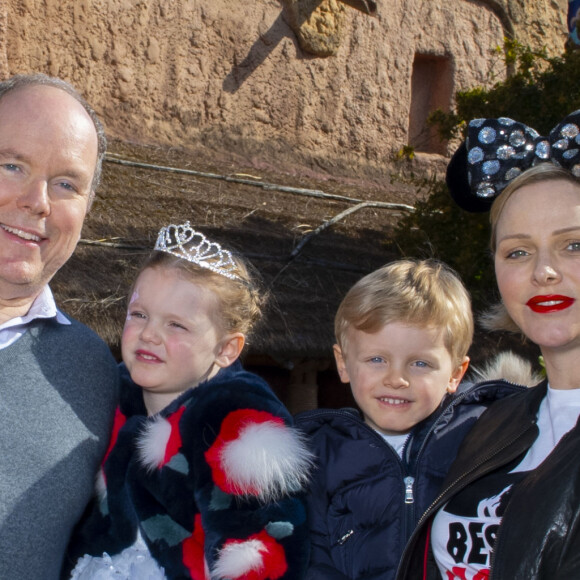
[295,380,525,580]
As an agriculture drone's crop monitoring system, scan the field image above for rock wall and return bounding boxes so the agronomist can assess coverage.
[0,0,568,177]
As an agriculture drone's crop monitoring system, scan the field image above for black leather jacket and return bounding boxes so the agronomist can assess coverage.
[396,380,580,580]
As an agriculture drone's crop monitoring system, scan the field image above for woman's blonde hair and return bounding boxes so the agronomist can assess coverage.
[483,163,580,332]
[335,259,473,364]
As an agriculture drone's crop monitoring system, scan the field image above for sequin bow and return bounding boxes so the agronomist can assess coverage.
[466,111,580,201]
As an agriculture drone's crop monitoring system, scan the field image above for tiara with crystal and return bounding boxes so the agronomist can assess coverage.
[154,222,241,281]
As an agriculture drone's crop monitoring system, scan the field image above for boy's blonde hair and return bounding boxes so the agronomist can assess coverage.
[335,259,473,364]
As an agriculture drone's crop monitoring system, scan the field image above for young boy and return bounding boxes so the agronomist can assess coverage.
[295,259,526,580]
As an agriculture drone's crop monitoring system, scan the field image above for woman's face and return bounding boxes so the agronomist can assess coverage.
[494,178,580,353]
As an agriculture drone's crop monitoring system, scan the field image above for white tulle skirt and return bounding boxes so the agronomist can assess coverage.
[70,533,167,580]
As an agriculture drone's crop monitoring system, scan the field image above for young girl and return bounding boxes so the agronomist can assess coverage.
[67,222,313,580]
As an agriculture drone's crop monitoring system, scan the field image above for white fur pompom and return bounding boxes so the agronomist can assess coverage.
[137,416,172,471]
[95,467,107,500]
[219,421,313,502]
[211,538,266,579]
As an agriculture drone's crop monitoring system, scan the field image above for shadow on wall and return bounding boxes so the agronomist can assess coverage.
[223,13,293,93]
[223,0,377,93]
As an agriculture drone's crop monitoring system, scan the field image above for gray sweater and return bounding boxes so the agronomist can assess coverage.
[0,317,118,579]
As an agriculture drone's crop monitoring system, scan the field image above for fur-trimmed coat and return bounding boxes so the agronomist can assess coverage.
[65,362,313,580]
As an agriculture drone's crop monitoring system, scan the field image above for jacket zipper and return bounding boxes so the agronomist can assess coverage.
[326,415,413,548]
[303,387,528,561]
[399,433,415,541]
[410,379,527,479]
[326,382,526,552]
[400,381,526,543]
[337,529,354,545]
[404,476,414,504]
[322,409,415,546]
[398,418,536,579]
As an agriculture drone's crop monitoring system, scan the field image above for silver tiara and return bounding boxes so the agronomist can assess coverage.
[154,222,241,281]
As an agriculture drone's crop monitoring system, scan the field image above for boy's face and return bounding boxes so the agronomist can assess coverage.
[334,321,469,436]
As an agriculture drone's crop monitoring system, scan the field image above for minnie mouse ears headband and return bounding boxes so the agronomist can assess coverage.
[446,111,580,212]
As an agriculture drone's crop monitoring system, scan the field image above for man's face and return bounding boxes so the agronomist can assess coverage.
[0,85,98,300]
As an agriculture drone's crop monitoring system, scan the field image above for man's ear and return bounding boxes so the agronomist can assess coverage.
[333,344,350,384]
[447,356,470,394]
[215,333,245,369]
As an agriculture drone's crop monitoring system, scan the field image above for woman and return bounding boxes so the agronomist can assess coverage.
[396,113,580,579]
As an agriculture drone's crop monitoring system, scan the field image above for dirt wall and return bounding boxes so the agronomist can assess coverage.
[0,0,568,177]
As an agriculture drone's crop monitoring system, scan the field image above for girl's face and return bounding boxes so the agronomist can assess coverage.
[494,179,580,354]
[122,266,230,410]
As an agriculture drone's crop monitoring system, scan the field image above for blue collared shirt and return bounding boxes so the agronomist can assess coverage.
[0,285,70,350]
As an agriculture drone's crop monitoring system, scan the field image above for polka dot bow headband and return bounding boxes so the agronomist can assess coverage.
[446,111,580,212]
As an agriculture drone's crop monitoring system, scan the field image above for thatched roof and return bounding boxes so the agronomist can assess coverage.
[50,139,420,363]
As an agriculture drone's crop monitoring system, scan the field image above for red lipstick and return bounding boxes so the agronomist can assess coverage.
[526,295,575,313]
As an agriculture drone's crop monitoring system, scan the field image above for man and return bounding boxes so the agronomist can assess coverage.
[0,74,118,579]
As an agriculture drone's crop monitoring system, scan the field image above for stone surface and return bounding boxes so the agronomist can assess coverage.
[282,0,347,56]
[1,0,568,181]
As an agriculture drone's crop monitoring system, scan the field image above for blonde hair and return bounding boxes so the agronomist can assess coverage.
[133,249,264,339]
[335,259,473,364]
[483,163,580,332]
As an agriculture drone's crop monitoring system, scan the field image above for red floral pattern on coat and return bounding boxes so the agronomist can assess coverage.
[183,514,208,580]
[103,408,127,466]
[160,405,186,467]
